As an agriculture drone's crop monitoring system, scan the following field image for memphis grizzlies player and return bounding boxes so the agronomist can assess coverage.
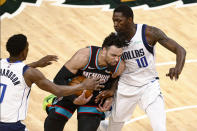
[97,5,186,131]
[44,33,128,131]
[0,34,103,131]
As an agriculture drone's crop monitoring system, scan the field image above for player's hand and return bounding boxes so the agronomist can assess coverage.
[36,55,58,67]
[82,77,104,91]
[73,90,93,105]
[95,89,114,103]
[96,97,113,112]
[166,67,180,80]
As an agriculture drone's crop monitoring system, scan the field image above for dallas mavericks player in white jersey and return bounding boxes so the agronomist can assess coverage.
[0,34,104,131]
[0,59,31,125]
[97,5,186,131]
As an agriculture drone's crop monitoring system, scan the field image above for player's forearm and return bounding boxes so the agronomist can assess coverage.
[53,66,76,85]
[58,84,85,97]
[175,46,186,73]
[27,62,39,68]
[110,77,119,93]
[36,79,83,97]
[52,83,85,97]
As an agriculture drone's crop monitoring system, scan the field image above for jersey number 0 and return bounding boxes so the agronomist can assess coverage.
[0,83,7,103]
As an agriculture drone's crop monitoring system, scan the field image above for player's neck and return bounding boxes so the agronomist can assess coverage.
[123,23,137,41]
[97,50,107,68]
[127,24,137,41]
[8,56,23,63]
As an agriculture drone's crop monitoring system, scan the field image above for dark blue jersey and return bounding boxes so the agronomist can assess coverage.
[76,46,121,94]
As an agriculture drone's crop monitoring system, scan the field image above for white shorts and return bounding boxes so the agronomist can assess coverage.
[111,79,163,122]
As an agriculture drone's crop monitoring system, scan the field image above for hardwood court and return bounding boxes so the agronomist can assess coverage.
[1,1,197,131]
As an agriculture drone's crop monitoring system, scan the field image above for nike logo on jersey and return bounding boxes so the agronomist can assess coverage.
[88,66,96,70]
[133,41,141,45]
[105,70,112,74]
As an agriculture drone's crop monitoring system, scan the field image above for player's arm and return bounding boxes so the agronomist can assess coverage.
[53,47,99,104]
[146,25,186,80]
[23,67,101,97]
[109,59,125,94]
[95,60,125,111]
[53,48,90,85]
[27,55,58,68]
[95,60,125,102]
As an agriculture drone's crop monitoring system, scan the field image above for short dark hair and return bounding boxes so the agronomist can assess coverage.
[102,32,128,49]
[114,4,134,19]
[6,34,27,56]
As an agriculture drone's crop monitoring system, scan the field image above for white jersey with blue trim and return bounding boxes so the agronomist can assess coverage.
[119,24,158,87]
[0,58,30,122]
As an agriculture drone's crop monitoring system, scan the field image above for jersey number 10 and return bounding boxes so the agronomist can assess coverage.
[136,56,148,68]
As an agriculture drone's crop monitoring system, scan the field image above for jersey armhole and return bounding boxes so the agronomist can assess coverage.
[142,24,154,55]
[23,65,29,75]
[81,46,92,70]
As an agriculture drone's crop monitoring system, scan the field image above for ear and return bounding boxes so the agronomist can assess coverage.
[18,48,27,60]
[102,47,107,55]
[20,50,26,59]
[128,17,133,23]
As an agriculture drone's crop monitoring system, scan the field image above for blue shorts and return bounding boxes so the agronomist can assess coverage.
[0,121,26,131]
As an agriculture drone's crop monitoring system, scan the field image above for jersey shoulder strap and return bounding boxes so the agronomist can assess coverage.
[81,46,101,70]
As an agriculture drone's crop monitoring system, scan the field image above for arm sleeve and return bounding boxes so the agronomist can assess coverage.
[53,66,78,101]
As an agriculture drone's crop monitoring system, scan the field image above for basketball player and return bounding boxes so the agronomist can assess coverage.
[96,5,186,131]
[44,33,128,131]
[0,34,103,131]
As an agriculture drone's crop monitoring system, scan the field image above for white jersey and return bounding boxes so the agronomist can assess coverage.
[0,58,30,122]
[119,24,158,87]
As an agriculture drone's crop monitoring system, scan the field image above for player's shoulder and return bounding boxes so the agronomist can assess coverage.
[23,66,41,77]
[67,47,92,67]
[145,24,162,34]
[144,24,164,42]
[74,46,95,60]
[112,59,125,78]
[77,47,90,56]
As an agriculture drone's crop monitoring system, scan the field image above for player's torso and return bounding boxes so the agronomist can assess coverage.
[119,24,158,87]
[77,46,118,91]
[0,59,30,122]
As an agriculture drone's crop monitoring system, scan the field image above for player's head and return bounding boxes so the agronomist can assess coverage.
[113,4,134,33]
[6,34,29,60]
[102,32,128,66]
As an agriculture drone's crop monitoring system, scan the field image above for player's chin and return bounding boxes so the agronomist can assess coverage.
[110,62,117,66]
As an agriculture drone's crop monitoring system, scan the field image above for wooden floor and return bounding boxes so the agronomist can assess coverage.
[1,1,197,131]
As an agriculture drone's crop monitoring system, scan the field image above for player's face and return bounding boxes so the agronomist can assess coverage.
[104,45,123,66]
[112,12,131,33]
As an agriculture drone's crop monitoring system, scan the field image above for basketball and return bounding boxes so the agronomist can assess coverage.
[68,76,93,98]
[0,0,6,6]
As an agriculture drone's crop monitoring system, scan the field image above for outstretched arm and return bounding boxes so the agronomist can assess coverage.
[27,55,58,68]
[146,25,186,80]
[24,67,102,97]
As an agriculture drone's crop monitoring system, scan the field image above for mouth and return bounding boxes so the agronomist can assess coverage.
[112,61,118,66]
[114,27,120,32]
[115,28,125,34]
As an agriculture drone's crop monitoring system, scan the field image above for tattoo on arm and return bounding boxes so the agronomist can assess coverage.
[150,26,170,45]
